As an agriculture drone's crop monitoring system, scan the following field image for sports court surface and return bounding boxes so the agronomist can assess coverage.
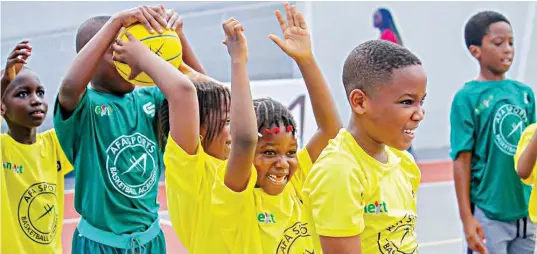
[61,156,463,254]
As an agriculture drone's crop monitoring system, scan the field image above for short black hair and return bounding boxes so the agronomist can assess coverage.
[342,40,421,96]
[464,11,510,49]
[1,67,40,101]
[76,16,111,53]
[254,97,297,137]
[157,80,231,150]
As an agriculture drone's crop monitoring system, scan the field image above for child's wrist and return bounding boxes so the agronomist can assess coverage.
[294,54,315,65]
[231,57,247,65]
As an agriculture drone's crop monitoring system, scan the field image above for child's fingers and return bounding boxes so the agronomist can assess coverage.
[135,10,155,34]
[14,41,32,51]
[166,12,179,30]
[115,39,125,46]
[296,12,307,30]
[284,3,294,28]
[7,58,27,66]
[125,32,136,42]
[111,43,123,53]
[142,6,164,33]
[112,54,126,64]
[268,34,286,52]
[171,14,182,31]
[274,10,287,33]
[8,49,31,60]
[290,5,299,27]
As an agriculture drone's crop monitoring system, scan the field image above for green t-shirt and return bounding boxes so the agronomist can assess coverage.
[53,87,165,234]
[450,79,535,222]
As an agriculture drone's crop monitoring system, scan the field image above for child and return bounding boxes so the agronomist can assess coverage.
[450,11,536,254]
[160,79,231,252]
[514,124,537,244]
[163,3,341,253]
[1,41,73,253]
[52,5,201,253]
[302,39,426,254]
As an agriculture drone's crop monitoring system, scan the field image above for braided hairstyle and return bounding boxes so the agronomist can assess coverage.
[157,80,231,150]
[254,97,297,138]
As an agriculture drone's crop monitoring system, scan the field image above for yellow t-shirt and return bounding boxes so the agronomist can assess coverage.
[303,129,421,254]
[164,135,228,253]
[514,123,537,223]
[1,129,73,254]
[211,149,316,254]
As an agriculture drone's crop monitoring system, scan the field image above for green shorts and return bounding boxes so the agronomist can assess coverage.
[72,228,166,254]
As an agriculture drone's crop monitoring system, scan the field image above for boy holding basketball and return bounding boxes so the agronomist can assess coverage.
[53,5,203,253]
[451,11,536,254]
[303,39,425,253]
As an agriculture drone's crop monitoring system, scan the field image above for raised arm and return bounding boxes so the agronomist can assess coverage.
[112,32,199,154]
[58,6,168,112]
[269,3,341,162]
[1,40,32,94]
[221,18,258,192]
[165,9,207,75]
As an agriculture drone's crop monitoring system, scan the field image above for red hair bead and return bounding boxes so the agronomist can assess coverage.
[272,127,280,134]
[286,125,293,132]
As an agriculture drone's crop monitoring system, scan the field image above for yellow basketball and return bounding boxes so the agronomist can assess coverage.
[113,23,183,86]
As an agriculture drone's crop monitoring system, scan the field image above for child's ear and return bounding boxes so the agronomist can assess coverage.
[0,103,6,116]
[469,45,481,59]
[349,89,367,115]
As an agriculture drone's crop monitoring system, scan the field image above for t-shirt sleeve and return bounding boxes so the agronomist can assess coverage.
[48,129,74,176]
[303,154,366,237]
[164,134,209,247]
[211,162,257,229]
[290,148,313,192]
[53,90,91,164]
[450,90,475,160]
[164,134,206,197]
[514,125,536,185]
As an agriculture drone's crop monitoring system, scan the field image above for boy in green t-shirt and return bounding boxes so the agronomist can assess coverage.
[450,10,536,254]
[53,5,205,253]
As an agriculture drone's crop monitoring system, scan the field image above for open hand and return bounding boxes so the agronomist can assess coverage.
[2,40,32,84]
[269,3,312,61]
[112,32,150,80]
[222,18,248,63]
[115,5,168,34]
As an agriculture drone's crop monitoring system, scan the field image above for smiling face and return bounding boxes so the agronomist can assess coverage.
[254,123,298,195]
[350,64,427,151]
[1,70,48,128]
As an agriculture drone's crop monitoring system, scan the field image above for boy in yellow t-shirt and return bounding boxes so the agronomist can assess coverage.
[1,41,73,253]
[514,123,537,224]
[303,40,426,254]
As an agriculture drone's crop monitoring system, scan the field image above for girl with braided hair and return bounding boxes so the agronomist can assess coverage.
[163,3,340,253]
[210,3,341,253]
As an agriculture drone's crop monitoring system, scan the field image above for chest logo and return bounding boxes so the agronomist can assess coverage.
[106,133,158,198]
[18,182,58,244]
[493,104,528,155]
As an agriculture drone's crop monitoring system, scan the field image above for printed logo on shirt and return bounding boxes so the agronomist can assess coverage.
[3,161,23,174]
[95,105,113,117]
[18,182,58,244]
[105,133,158,198]
[276,221,314,254]
[493,104,528,156]
[475,94,494,115]
[364,201,388,215]
[377,214,418,254]
[257,212,276,224]
[142,102,155,117]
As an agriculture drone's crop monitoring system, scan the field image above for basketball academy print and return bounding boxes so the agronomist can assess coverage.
[18,182,59,244]
[106,132,158,198]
